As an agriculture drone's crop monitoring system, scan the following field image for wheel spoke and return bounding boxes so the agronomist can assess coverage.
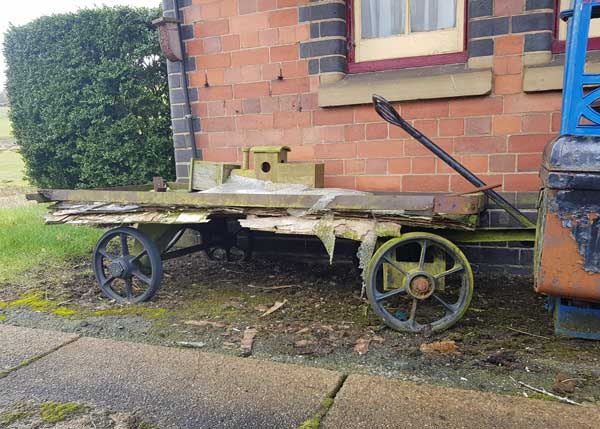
[383,255,409,277]
[375,287,406,302]
[101,276,115,287]
[132,270,151,285]
[120,234,129,256]
[125,278,134,300]
[434,264,464,280]
[432,294,457,314]
[98,248,116,262]
[418,240,428,270]
[132,249,148,263]
[408,299,418,327]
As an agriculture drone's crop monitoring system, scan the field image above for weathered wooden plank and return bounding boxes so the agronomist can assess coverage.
[29,189,440,213]
[30,189,324,210]
[30,188,482,231]
[45,211,209,225]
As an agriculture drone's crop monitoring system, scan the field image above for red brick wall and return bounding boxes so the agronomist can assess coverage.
[181,0,561,194]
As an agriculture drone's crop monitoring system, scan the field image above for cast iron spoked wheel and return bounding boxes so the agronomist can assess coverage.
[366,232,474,333]
[92,227,163,304]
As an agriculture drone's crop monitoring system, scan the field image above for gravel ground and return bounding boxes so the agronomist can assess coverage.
[1,251,599,408]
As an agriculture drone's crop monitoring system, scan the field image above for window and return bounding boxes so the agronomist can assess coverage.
[557,0,600,41]
[352,0,466,65]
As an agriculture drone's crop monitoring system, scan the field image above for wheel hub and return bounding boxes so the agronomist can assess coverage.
[408,274,435,300]
[108,259,131,278]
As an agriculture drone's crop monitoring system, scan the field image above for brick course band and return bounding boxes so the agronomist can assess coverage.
[163,0,198,179]
[300,0,347,75]
[526,0,555,10]
[469,0,494,18]
[299,2,346,22]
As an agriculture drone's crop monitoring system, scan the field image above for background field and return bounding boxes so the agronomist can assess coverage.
[0,148,100,282]
[0,149,25,186]
[0,106,11,139]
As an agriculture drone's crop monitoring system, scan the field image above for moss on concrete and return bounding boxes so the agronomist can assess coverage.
[0,410,29,426]
[39,402,85,423]
[52,307,77,317]
[178,288,273,321]
[93,306,168,319]
[298,397,336,429]
[299,415,320,429]
[0,291,78,317]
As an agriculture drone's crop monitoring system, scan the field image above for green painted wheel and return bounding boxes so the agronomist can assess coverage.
[366,232,474,333]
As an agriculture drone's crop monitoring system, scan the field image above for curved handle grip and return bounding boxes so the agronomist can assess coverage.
[372,94,404,127]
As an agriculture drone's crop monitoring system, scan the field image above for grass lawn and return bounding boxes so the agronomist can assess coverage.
[0,204,102,283]
[0,106,11,138]
[0,149,101,283]
[0,150,26,186]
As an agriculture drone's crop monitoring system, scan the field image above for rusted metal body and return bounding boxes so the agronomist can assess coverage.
[536,136,600,304]
[532,1,600,339]
[536,189,600,302]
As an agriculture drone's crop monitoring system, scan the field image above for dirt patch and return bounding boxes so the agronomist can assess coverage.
[1,252,599,405]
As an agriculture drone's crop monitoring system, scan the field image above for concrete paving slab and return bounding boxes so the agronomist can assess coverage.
[0,335,342,428]
[0,324,78,371]
[324,374,600,429]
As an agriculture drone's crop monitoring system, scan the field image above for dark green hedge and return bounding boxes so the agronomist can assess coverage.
[3,7,175,188]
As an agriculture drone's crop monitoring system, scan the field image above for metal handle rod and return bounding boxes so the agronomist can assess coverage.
[372,95,535,229]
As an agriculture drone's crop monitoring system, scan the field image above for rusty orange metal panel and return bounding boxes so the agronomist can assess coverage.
[536,198,600,303]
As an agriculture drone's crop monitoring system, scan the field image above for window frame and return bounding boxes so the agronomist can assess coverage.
[552,0,600,52]
[346,0,468,74]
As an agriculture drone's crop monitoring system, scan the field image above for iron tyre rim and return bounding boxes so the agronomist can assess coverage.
[92,227,163,304]
[366,232,474,333]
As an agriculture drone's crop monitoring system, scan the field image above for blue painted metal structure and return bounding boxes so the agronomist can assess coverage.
[547,0,600,340]
[550,298,600,340]
[561,0,600,136]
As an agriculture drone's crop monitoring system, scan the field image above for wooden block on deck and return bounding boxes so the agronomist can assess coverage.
[275,163,325,188]
[189,160,240,191]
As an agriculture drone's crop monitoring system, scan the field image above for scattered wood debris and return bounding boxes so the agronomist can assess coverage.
[260,300,288,317]
[552,372,580,395]
[371,335,385,344]
[240,327,258,357]
[176,341,206,349]
[506,326,550,340]
[485,350,523,369]
[184,320,226,329]
[296,327,311,335]
[510,376,582,406]
[354,338,371,355]
[295,340,316,348]
[253,304,270,312]
[420,340,458,354]
[246,284,300,291]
